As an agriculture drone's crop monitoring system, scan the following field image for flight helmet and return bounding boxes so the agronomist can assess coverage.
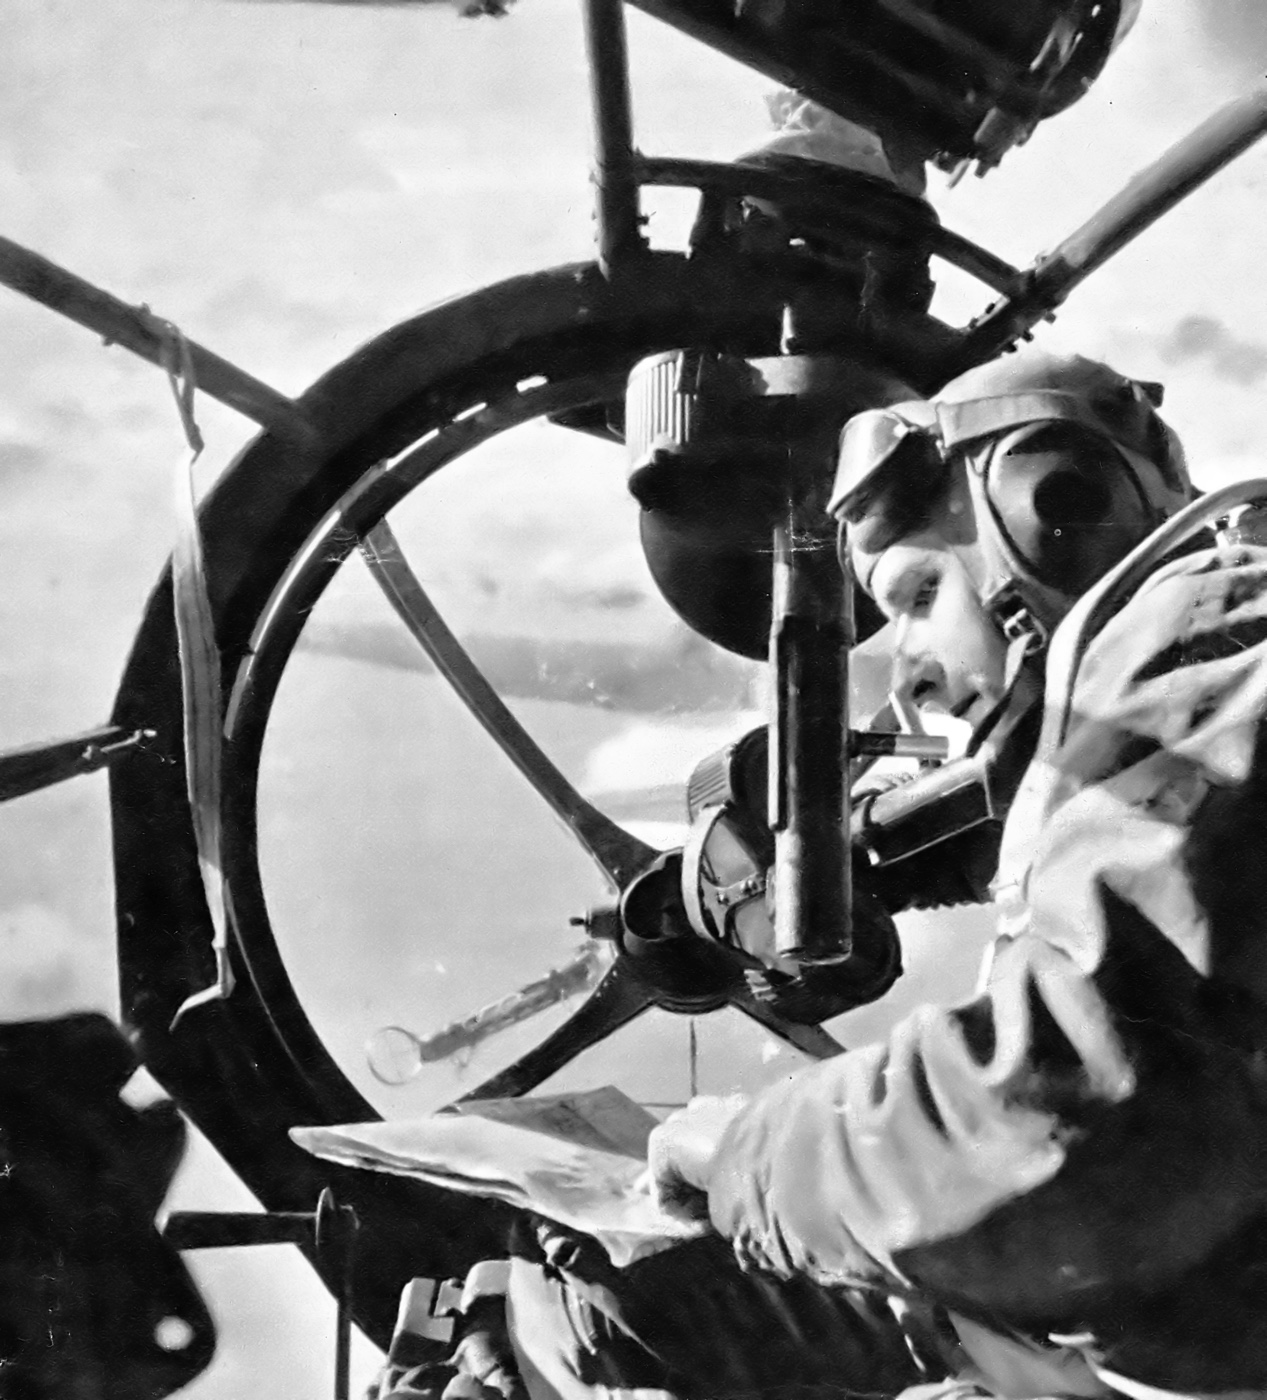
[830,347,1193,644]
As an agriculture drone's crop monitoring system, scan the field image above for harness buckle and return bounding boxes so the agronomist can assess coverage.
[984,581,1047,655]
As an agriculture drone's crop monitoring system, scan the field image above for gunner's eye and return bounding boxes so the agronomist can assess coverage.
[871,553,942,621]
[910,577,939,616]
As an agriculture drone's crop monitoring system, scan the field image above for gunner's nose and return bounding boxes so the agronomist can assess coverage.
[890,625,947,714]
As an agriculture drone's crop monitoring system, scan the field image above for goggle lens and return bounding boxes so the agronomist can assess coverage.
[830,407,936,522]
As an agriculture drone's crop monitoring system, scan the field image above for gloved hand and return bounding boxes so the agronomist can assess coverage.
[647,1094,749,1222]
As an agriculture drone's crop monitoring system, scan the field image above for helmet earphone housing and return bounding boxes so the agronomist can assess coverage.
[974,420,1150,599]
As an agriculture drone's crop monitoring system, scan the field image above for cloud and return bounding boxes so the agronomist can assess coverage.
[543,580,648,612]
[0,903,88,1020]
[1159,314,1267,387]
[1187,0,1267,81]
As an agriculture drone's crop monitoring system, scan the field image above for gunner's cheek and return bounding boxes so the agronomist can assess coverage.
[926,594,967,662]
[967,617,1008,688]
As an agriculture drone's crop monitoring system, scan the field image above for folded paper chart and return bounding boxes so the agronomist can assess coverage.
[291,1086,709,1266]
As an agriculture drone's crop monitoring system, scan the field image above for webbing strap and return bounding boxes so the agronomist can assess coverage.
[934,391,1126,453]
[160,322,235,1026]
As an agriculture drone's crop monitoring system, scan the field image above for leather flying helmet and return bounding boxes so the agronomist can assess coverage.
[830,348,1193,638]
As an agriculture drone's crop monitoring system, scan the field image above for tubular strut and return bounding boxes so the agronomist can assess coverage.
[953,84,1267,371]
[0,724,149,803]
[164,1188,359,1400]
[0,234,320,1018]
[0,235,316,443]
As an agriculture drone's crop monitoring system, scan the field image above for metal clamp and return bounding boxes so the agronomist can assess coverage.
[163,1188,359,1400]
[984,581,1047,654]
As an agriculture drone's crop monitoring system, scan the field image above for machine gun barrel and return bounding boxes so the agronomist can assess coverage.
[769,510,853,966]
[405,944,608,1066]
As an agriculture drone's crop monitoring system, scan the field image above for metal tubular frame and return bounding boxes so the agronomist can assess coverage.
[582,0,646,272]
[633,156,1025,294]
[579,0,1022,292]
[0,236,319,803]
[0,724,148,804]
[164,1189,359,1400]
[0,236,315,444]
[954,83,1267,370]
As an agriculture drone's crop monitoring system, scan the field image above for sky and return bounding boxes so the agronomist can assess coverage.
[2,0,1267,1395]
